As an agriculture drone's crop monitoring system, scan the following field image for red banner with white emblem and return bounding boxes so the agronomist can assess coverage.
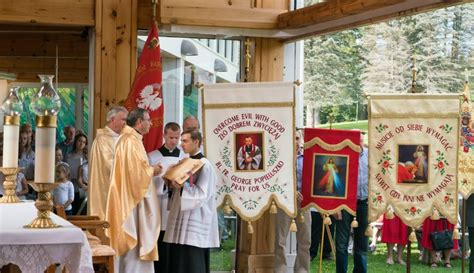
[125,21,163,152]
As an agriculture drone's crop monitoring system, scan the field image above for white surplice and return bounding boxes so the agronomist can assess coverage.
[148,147,185,230]
[164,157,219,248]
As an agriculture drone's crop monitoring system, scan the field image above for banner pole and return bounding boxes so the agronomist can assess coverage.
[318,215,326,273]
[462,198,466,273]
[406,227,411,273]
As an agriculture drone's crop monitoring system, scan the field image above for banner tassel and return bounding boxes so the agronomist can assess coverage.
[430,208,440,220]
[385,208,394,220]
[290,219,298,232]
[247,221,254,234]
[409,229,417,243]
[364,226,373,237]
[270,201,277,214]
[223,201,232,215]
[323,214,332,226]
[298,212,305,223]
[351,217,359,228]
[453,227,460,240]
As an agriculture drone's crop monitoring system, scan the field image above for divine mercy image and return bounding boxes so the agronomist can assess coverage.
[397,144,429,183]
[312,154,348,198]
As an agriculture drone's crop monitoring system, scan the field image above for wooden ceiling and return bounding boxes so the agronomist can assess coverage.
[0,25,89,83]
[0,0,472,83]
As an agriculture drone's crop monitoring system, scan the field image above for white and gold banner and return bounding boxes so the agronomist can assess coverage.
[368,94,460,228]
[203,82,296,221]
[459,83,474,198]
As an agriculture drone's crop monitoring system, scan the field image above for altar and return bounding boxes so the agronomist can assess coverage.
[0,202,93,273]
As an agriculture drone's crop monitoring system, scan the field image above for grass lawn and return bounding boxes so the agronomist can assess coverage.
[316,120,368,132]
[211,239,465,272]
[310,243,463,273]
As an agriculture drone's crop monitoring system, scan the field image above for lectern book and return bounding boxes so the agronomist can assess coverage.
[162,157,204,185]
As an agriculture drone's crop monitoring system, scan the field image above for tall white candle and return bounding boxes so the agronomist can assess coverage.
[2,124,19,167]
[34,127,56,183]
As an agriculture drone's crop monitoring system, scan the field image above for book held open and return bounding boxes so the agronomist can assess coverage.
[162,157,204,185]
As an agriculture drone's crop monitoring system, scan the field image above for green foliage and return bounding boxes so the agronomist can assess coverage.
[17,87,89,143]
[305,3,474,125]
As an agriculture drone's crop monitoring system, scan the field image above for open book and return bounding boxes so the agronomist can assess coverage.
[162,157,204,185]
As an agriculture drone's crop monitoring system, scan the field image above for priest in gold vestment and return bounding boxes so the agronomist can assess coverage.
[88,106,128,220]
[106,108,162,273]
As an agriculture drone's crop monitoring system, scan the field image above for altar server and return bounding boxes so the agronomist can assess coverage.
[148,122,185,273]
[165,130,219,273]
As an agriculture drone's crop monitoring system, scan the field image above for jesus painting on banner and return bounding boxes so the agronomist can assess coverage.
[312,154,348,198]
[397,144,429,184]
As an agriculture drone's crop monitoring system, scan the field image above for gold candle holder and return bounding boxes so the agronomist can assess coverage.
[0,167,22,203]
[24,182,62,229]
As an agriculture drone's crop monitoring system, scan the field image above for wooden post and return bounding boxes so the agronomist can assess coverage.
[406,227,411,273]
[237,37,284,273]
[93,0,138,132]
[462,198,466,273]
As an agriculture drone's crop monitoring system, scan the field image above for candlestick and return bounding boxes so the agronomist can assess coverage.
[31,75,61,184]
[0,167,22,203]
[1,87,22,168]
[24,75,62,229]
[24,182,61,228]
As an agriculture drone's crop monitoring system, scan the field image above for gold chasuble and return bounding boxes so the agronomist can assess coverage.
[106,125,161,261]
[89,127,118,220]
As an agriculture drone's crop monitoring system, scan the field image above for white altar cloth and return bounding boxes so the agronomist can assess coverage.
[0,201,94,273]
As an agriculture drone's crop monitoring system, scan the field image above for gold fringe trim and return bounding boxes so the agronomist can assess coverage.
[223,202,232,215]
[298,213,305,223]
[303,137,361,153]
[247,221,254,234]
[365,226,373,237]
[270,201,277,214]
[385,209,394,220]
[351,217,359,228]
[323,214,332,226]
[290,219,298,232]
[453,228,460,240]
[409,230,417,243]
[430,209,440,220]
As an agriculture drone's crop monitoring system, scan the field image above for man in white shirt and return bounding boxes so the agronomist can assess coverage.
[148,122,185,273]
[165,130,219,273]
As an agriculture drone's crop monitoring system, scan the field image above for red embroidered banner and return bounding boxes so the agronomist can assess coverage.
[124,21,163,152]
[301,128,361,215]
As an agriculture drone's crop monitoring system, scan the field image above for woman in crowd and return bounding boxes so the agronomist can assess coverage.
[381,212,408,265]
[18,131,35,181]
[421,216,458,268]
[66,133,88,214]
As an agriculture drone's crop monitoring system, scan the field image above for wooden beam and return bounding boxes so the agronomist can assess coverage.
[0,0,94,27]
[0,33,88,58]
[137,0,287,30]
[237,38,284,273]
[0,57,88,83]
[278,0,474,40]
[278,0,404,29]
[94,0,138,131]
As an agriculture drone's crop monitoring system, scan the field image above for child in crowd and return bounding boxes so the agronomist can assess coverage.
[53,163,74,215]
